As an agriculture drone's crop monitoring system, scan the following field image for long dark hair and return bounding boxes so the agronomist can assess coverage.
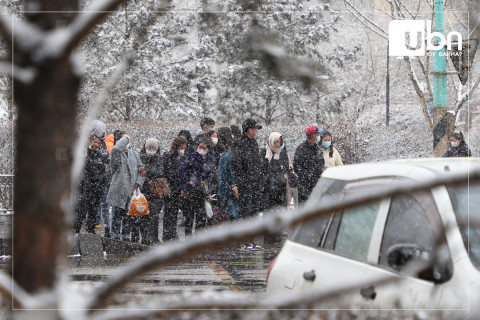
[322,131,334,158]
[168,136,188,155]
[217,127,232,154]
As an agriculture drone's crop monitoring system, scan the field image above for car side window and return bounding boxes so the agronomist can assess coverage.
[379,192,452,282]
[334,201,381,261]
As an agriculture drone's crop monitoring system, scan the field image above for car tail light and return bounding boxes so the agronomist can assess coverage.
[266,256,278,284]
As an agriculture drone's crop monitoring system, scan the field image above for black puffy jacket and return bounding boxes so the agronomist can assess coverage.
[293,140,324,202]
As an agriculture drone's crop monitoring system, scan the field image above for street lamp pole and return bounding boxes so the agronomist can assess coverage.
[433,0,448,157]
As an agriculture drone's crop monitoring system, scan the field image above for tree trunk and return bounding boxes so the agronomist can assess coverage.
[12,0,79,294]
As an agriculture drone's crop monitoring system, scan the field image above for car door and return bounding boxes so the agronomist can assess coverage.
[290,183,452,308]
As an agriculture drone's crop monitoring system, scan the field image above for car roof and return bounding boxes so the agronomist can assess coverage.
[321,158,480,182]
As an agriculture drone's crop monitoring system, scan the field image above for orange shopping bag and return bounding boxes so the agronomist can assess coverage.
[128,188,149,216]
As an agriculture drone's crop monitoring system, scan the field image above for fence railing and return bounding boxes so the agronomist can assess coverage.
[0,175,13,215]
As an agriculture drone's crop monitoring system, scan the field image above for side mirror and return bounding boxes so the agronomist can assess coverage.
[387,243,452,283]
[387,244,430,270]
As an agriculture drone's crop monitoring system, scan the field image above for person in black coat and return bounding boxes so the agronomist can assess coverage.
[294,126,325,203]
[162,136,188,241]
[261,132,290,211]
[444,131,472,157]
[178,130,195,156]
[230,118,265,219]
[178,136,214,236]
[137,138,164,245]
[74,135,108,234]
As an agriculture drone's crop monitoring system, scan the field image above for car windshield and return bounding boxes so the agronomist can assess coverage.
[447,181,480,270]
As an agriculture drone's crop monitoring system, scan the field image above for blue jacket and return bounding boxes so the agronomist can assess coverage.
[178,151,213,198]
[217,151,235,199]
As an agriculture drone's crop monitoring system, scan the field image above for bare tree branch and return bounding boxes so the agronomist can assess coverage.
[86,165,480,311]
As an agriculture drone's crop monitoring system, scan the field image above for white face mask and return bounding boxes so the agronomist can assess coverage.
[197,149,208,156]
[211,138,218,146]
[451,141,459,148]
[178,149,185,156]
[146,149,157,155]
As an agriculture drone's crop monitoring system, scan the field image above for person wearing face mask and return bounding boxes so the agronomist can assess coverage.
[137,138,164,245]
[294,125,325,203]
[178,130,195,156]
[74,135,108,235]
[162,136,188,241]
[261,132,291,211]
[319,131,343,168]
[444,131,472,157]
[217,127,240,220]
[206,129,221,197]
[178,137,214,237]
[106,133,147,241]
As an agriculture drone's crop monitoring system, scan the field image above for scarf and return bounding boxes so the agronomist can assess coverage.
[265,132,282,162]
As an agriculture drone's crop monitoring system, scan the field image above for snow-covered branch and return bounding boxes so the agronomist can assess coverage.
[454,72,480,114]
[86,165,480,312]
[0,61,36,84]
[0,6,13,47]
[246,28,326,89]
[404,57,433,130]
[72,52,135,189]
[63,0,134,56]
[343,0,388,39]
[0,271,56,309]
[86,273,396,319]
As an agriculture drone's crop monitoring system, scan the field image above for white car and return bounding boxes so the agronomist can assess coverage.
[266,158,480,310]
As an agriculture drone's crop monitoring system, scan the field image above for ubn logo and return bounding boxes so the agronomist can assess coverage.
[389,20,462,56]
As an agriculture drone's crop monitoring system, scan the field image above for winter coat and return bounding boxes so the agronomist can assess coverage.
[79,147,108,199]
[106,137,146,209]
[163,151,185,194]
[260,147,290,209]
[322,147,343,168]
[178,151,214,199]
[230,135,265,189]
[140,152,164,200]
[217,151,240,219]
[294,140,325,201]
[443,140,472,157]
[208,147,222,193]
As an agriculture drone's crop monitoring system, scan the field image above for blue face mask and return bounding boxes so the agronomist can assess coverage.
[316,136,321,143]
[281,144,285,150]
[322,141,331,148]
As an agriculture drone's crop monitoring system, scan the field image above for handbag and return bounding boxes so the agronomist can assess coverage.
[149,177,171,197]
[269,172,287,191]
[128,188,149,216]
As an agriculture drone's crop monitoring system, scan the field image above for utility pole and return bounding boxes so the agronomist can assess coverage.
[432,0,448,157]
[386,40,390,126]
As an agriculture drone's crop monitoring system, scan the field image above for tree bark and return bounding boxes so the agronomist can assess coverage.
[12,0,79,294]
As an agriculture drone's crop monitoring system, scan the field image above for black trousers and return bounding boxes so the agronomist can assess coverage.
[181,195,206,236]
[74,187,102,234]
[163,193,182,242]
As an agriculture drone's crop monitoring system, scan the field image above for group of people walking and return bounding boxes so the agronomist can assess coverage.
[75,116,473,245]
